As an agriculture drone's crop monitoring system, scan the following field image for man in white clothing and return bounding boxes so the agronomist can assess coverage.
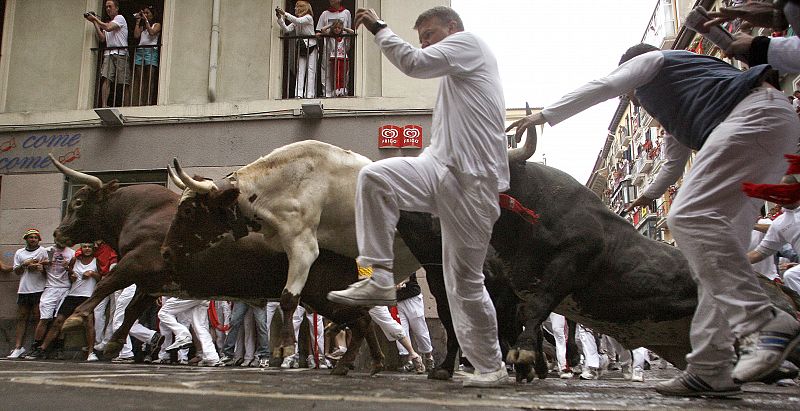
[507,44,800,397]
[159,297,221,366]
[327,6,509,387]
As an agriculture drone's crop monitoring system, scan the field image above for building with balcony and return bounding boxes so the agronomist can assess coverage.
[0,0,452,350]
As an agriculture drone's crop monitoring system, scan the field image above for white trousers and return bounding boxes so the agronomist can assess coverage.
[159,312,190,361]
[369,306,406,342]
[356,154,502,373]
[783,265,800,295]
[94,295,112,347]
[666,87,800,379]
[603,336,648,369]
[295,51,318,98]
[212,300,231,352]
[293,306,325,360]
[396,294,433,356]
[577,325,599,369]
[113,284,155,358]
[158,297,219,361]
[549,313,569,371]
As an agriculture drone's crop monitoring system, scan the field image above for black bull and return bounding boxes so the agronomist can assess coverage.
[56,183,385,375]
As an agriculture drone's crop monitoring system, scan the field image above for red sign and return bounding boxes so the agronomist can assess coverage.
[402,125,423,148]
[379,124,424,149]
[378,125,402,148]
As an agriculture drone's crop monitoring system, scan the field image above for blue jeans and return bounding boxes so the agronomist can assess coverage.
[223,303,270,358]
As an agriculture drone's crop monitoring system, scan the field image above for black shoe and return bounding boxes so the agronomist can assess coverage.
[146,332,165,358]
[24,347,46,360]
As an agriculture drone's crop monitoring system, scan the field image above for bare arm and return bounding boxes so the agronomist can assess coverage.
[748,249,769,264]
[753,223,771,234]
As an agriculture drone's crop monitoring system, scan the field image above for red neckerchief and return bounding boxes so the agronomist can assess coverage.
[499,194,539,225]
[328,5,345,12]
[743,154,800,204]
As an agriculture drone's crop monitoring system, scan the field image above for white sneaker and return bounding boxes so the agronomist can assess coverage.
[580,367,601,380]
[631,367,644,382]
[463,363,509,388]
[198,358,224,367]
[165,336,193,352]
[559,370,573,379]
[86,352,99,362]
[178,358,189,365]
[7,347,26,359]
[281,354,298,369]
[733,309,800,383]
[239,358,254,367]
[258,357,270,368]
[327,279,396,306]
[326,346,347,360]
[621,364,632,380]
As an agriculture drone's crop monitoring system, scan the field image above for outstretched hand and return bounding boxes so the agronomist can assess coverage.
[704,2,778,30]
[625,195,654,214]
[354,8,380,32]
[505,112,546,143]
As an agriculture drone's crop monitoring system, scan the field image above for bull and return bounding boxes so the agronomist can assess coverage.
[49,155,385,374]
[164,141,423,360]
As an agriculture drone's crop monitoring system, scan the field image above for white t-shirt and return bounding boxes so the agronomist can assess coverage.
[45,246,76,288]
[13,246,49,294]
[756,207,800,261]
[750,218,777,280]
[69,258,98,297]
[374,29,510,192]
[105,14,129,55]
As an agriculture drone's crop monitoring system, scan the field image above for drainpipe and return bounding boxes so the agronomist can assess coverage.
[208,0,220,102]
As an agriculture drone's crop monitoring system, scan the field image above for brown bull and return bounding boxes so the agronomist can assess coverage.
[49,155,384,374]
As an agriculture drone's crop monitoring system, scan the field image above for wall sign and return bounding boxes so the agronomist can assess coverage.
[0,132,82,173]
[379,125,424,149]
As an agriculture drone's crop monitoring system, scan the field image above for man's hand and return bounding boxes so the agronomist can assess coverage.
[354,8,380,32]
[625,195,654,213]
[705,2,778,30]
[275,7,285,18]
[506,112,546,143]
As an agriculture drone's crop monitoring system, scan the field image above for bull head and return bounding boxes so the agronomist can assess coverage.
[48,153,117,246]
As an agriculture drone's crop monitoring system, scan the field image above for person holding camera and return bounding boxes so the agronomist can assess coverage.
[132,5,161,106]
[85,0,130,107]
[276,2,317,98]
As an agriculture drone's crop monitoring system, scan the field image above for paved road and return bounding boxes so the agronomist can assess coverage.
[1,359,798,410]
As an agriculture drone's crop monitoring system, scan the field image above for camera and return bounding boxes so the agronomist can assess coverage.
[133,12,142,18]
[83,11,96,18]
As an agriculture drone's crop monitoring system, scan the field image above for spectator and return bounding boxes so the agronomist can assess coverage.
[159,297,222,366]
[316,0,351,97]
[7,229,48,359]
[281,306,329,369]
[394,274,434,371]
[507,43,800,397]
[89,239,118,353]
[220,303,270,367]
[319,19,354,96]
[25,230,76,360]
[131,5,161,106]
[85,0,130,107]
[28,243,101,361]
[276,2,317,98]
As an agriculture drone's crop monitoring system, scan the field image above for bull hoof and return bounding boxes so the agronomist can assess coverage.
[514,363,536,383]
[104,341,123,359]
[369,362,384,376]
[62,315,85,331]
[515,349,536,365]
[427,368,453,380]
[330,364,349,376]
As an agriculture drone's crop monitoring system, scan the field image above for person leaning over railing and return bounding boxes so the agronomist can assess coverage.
[276,1,317,99]
[85,0,130,107]
[132,5,161,106]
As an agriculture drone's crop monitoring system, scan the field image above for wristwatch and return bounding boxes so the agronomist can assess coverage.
[370,19,387,35]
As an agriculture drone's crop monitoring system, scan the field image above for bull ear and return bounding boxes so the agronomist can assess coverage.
[214,187,240,208]
[101,180,120,198]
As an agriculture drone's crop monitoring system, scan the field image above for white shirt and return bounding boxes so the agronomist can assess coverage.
[756,207,800,256]
[277,13,316,47]
[45,246,76,288]
[105,15,129,55]
[750,218,778,280]
[138,24,159,46]
[13,246,49,294]
[316,8,351,31]
[641,133,691,199]
[69,258,98,298]
[374,29,510,191]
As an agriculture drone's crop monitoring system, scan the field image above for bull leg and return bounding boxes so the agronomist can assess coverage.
[331,314,385,376]
[506,314,546,382]
[566,320,580,369]
[277,234,320,359]
[362,316,385,375]
[424,265,460,381]
[63,270,135,332]
[103,288,156,359]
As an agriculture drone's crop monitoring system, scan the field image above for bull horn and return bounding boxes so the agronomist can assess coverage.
[48,153,102,190]
[166,165,187,190]
[507,125,538,164]
[172,157,217,193]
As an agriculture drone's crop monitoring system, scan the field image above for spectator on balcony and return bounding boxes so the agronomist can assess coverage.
[86,0,130,107]
[131,5,161,106]
[507,43,800,397]
[319,19,354,97]
[317,0,352,97]
[276,2,317,98]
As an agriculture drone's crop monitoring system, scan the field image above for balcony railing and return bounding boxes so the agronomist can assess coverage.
[91,44,161,108]
[280,33,357,99]
[634,155,653,175]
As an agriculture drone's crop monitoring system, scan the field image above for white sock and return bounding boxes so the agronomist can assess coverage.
[371,267,394,287]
